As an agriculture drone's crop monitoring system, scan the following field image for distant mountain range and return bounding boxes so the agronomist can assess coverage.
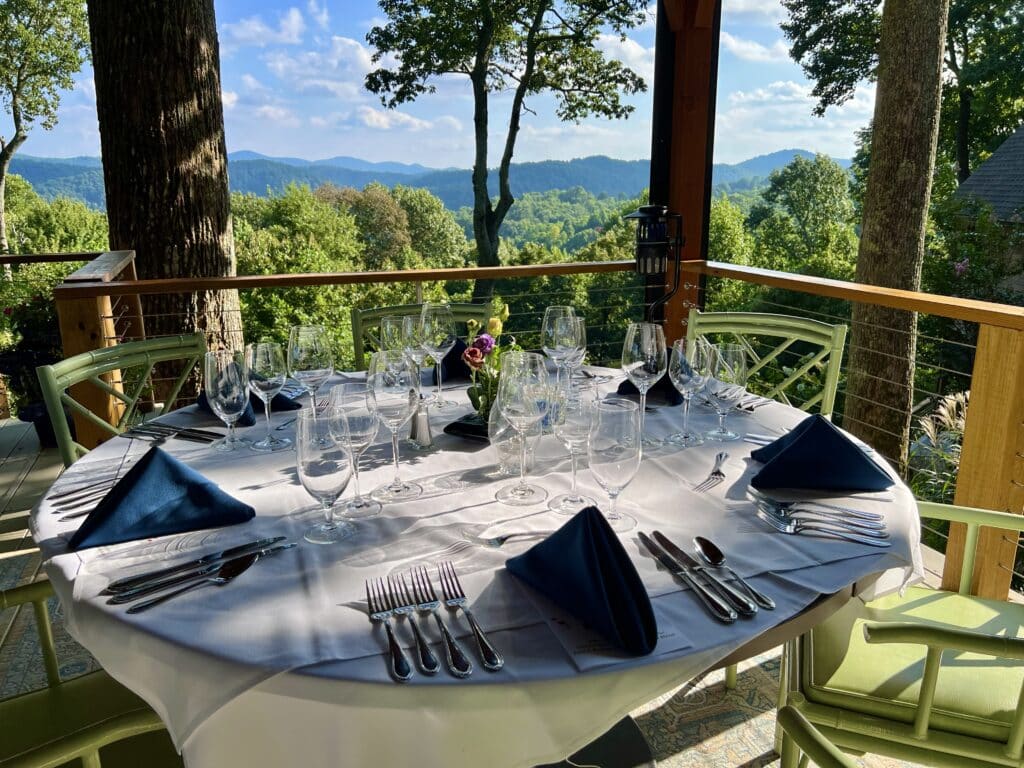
[9,149,849,212]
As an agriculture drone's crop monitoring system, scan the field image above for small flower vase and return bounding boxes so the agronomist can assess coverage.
[487,399,541,476]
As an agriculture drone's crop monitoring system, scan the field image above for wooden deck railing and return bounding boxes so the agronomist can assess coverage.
[48,252,1024,600]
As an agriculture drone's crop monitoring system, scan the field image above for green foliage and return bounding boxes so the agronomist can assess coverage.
[392,184,468,268]
[908,391,967,505]
[705,196,758,312]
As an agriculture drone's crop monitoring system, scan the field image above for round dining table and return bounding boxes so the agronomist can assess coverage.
[31,369,924,768]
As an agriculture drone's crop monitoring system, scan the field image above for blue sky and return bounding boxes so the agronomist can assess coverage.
[27,0,875,166]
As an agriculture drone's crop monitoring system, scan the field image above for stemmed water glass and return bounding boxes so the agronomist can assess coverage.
[541,305,576,378]
[701,343,748,441]
[420,303,458,410]
[367,350,422,502]
[379,315,404,352]
[203,350,250,452]
[287,325,334,434]
[550,381,597,515]
[588,399,641,532]
[296,407,354,544]
[564,316,588,381]
[666,339,705,448]
[401,315,434,405]
[495,352,550,506]
[621,321,667,447]
[245,342,291,452]
[330,382,382,518]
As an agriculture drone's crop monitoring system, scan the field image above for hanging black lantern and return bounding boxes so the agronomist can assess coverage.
[624,204,684,322]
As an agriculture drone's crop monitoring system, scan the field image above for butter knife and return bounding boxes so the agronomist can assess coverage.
[103,536,286,594]
[638,532,736,623]
[652,531,758,617]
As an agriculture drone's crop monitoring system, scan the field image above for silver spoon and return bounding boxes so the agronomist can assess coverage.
[693,536,775,610]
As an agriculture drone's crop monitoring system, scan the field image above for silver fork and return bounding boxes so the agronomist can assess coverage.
[388,575,440,675]
[365,578,413,682]
[410,566,472,678]
[694,451,729,493]
[437,561,503,671]
[274,397,330,430]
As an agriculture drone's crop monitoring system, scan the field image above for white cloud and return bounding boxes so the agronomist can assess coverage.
[241,74,267,92]
[723,0,786,25]
[720,31,789,62]
[307,0,329,30]
[264,36,374,100]
[729,80,808,104]
[597,33,655,84]
[254,104,301,126]
[221,90,239,109]
[356,105,431,131]
[222,7,305,48]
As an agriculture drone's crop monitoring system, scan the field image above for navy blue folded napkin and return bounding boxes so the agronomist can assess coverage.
[506,506,658,656]
[617,375,683,406]
[750,414,893,492]
[442,413,490,443]
[67,446,255,550]
[197,389,301,427]
[433,338,474,384]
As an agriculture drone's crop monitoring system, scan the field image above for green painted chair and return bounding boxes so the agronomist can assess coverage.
[350,302,491,371]
[777,705,858,768]
[36,334,207,468]
[780,501,1024,768]
[0,579,181,768]
[685,309,847,418]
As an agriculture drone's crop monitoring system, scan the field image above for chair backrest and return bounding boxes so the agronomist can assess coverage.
[0,580,61,691]
[36,334,207,467]
[350,302,491,371]
[686,309,847,418]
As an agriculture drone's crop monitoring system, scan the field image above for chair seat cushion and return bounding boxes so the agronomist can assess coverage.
[0,669,180,767]
[805,585,1024,742]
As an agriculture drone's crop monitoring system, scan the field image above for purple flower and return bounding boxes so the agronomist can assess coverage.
[954,258,970,277]
[471,333,496,355]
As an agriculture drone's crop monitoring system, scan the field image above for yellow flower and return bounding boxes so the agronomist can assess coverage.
[487,317,503,337]
[498,303,510,322]
[466,318,481,335]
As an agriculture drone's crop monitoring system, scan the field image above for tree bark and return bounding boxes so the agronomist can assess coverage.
[87,0,242,353]
[844,0,950,470]
[0,129,28,255]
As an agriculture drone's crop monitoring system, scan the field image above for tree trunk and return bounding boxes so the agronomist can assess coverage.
[470,66,499,302]
[0,171,8,255]
[844,0,949,470]
[87,0,242,355]
[956,84,972,183]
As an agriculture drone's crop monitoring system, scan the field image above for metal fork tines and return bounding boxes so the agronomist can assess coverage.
[365,578,413,682]
[410,566,473,678]
[694,451,729,493]
[438,561,503,671]
[388,575,440,675]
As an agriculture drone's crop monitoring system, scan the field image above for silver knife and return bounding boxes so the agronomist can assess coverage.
[652,531,758,617]
[108,542,295,604]
[638,532,736,623]
[126,551,263,614]
[103,536,287,594]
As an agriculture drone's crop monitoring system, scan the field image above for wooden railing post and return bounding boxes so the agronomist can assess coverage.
[53,251,137,448]
[942,323,1024,598]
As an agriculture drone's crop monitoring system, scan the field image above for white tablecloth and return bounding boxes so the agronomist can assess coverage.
[31,370,923,768]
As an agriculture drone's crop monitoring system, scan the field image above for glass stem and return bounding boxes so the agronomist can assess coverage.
[639,390,647,436]
[569,452,578,495]
[681,396,690,436]
[390,431,402,487]
[607,491,619,519]
[436,367,443,404]
[718,410,727,433]
[351,455,362,498]
[308,389,319,427]
[518,428,528,489]
[322,499,334,525]
[227,422,236,444]
[264,401,273,442]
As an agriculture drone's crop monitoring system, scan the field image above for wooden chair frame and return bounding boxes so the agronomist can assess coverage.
[350,302,490,370]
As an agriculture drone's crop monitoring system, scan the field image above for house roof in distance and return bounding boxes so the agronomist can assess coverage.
[955,122,1024,223]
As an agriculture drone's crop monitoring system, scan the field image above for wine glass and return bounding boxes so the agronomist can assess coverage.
[330,382,382,518]
[203,350,250,452]
[564,316,588,380]
[588,399,641,532]
[420,303,458,410]
[541,305,576,377]
[666,339,705,448]
[495,352,550,506]
[550,381,597,514]
[296,407,354,544]
[702,343,748,441]
[245,342,291,452]
[621,321,667,447]
[379,315,404,352]
[367,350,422,502]
[287,325,334,437]
[401,315,434,405]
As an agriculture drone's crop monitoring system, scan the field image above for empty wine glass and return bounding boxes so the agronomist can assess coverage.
[666,339,705,448]
[330,382,382,518]
[564,316,588,380]
[550,382,597,515]
[621,321,667,447]
[379,315,404,352]
[420,303,458,410]
[588,399,641,532]
[245,342,291,452]
[495,352,550,506]
[203,350,250,452]
[296,407,354,544]
[287,325,334,437]
[702,343,748,441]
[541,305,576,377]
[401,315,434,405]
[367,350,422,502]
